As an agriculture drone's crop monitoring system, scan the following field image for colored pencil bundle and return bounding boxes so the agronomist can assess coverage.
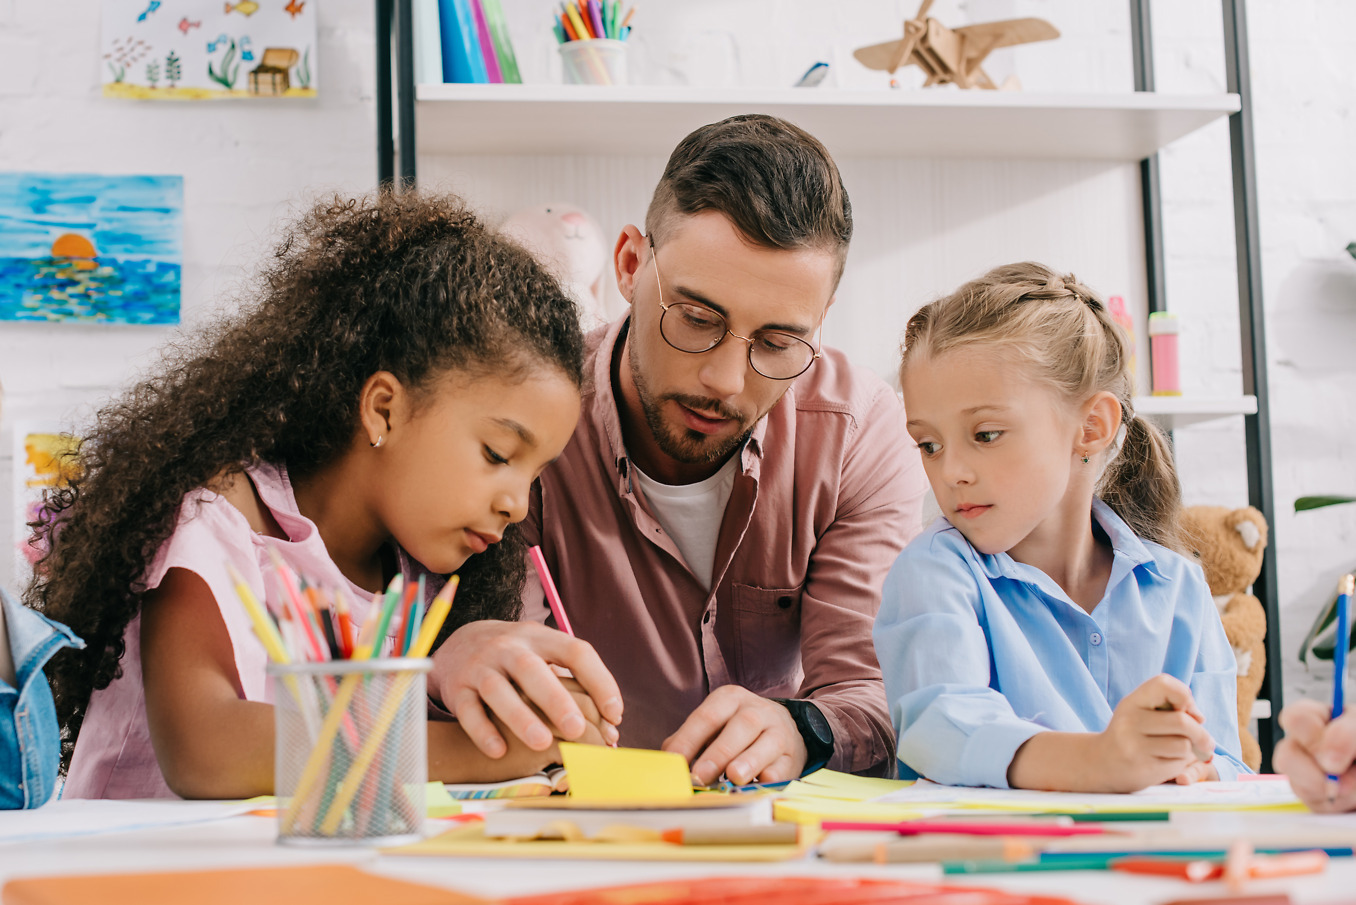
[553,1,635,43]
[230,555,458,840]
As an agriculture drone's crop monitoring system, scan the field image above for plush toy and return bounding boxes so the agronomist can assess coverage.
[499,202,611,328]
[1180,505,1269,771]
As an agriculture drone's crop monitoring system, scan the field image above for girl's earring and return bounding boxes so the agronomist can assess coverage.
[370,435,385,449]
[1081,452,1090,464]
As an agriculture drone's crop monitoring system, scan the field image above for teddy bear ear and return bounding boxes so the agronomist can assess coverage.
[1229,507,1268,551]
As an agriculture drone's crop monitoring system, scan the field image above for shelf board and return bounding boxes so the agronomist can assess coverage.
[1133,395,1257,430]
[415,85,1239,160]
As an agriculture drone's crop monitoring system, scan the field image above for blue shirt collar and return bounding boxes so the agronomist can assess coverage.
[973,498,1166,589]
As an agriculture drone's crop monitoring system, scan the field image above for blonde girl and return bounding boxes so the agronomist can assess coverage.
[875,262,1244,792]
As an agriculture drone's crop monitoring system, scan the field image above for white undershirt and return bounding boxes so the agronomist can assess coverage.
[632,456,739,591]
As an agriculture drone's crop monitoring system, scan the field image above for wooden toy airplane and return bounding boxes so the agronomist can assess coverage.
[853,0,1059,90]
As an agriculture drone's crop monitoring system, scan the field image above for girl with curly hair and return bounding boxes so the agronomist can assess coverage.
[31,191,614,799]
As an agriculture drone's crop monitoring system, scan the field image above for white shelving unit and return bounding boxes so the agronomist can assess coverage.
[416,85,1239,160]
[1134,395,1258,431]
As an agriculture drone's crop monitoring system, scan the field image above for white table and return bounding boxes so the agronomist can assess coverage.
[3,808,1356,904]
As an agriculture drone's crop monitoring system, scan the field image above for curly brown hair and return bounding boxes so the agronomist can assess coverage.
[27,191,585,767]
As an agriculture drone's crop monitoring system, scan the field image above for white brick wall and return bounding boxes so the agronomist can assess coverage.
[1,0,1352,712]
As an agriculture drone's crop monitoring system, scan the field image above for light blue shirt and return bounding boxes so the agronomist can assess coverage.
[873,499,1246,788]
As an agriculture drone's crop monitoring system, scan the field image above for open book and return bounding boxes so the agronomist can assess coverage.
[443,766,567,800]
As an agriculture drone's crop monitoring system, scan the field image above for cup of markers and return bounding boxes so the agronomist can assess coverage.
[555,1,635,86]
[230,556,457,845]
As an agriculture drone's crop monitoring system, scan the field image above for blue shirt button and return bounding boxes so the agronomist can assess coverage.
[1090,632,1103,646]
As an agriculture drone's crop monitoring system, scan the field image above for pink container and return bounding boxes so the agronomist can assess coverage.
[1148,311,1181,396]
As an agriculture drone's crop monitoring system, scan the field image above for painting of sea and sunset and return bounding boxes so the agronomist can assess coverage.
[0,172,182,324]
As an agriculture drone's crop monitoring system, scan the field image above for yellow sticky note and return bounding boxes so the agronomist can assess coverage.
[794,768,914,801]
[558,742,693,804]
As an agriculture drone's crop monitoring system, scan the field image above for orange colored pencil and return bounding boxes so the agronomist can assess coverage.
[620,5,635,29]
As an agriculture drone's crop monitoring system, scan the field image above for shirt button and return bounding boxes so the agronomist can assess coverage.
[1090,632,1103,646]
[777,596,793,610]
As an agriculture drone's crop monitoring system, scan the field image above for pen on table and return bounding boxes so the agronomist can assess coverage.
[1328,573,1352,800]
[1111,850,1328,883]
[529,544,574,636]
[660,825,800,846]
[1224,839,1254,894]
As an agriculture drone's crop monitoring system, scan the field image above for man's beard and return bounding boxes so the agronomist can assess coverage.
[631,355,754,465]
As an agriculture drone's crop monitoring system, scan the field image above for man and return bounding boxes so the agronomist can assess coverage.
[431,114,928,782]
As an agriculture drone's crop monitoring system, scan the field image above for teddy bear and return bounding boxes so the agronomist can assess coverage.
[1180,505,1269,771]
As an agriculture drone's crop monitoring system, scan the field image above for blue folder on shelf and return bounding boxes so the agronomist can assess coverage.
[437,0,487,83]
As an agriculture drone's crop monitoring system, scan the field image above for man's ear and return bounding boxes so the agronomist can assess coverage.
[613,224,647,307]
[1080,390,1122,456]
[359,371,404,447]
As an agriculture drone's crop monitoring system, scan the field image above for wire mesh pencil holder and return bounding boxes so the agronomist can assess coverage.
[269,658,430,846]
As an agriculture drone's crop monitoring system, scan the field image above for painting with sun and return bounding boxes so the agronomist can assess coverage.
[0,172,182,324]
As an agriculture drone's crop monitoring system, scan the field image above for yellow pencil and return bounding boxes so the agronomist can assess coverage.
[228,565,290,664]
[318,577,458,834]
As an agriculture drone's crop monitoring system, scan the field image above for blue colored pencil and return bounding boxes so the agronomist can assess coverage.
[1328,573,1353,797]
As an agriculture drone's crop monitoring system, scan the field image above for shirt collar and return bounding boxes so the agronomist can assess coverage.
[974,497,1165,587]
[590,313,768,480]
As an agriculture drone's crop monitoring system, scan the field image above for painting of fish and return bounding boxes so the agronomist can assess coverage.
[102,0,316,99]
[0,172,182,325]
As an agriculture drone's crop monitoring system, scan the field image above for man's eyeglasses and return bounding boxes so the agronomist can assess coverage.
[648,237,821,381]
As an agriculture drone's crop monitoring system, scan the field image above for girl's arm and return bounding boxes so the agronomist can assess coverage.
[873,533,1046,788]
[142,568,603,799]
[1008,673,1216,792]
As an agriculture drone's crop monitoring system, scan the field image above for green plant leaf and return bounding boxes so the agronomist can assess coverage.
[1295,495,1356,512]
[1347,241,1356,260]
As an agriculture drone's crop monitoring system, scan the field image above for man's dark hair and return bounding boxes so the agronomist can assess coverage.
[644,114,853,283]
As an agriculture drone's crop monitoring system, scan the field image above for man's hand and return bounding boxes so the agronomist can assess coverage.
[661,685,808,786]
[430,620,622,758]
[1092,674,1215,792]
[1275,699,1356,813]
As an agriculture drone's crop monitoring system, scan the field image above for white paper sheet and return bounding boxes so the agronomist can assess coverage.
[872,778,1302,811]
[0,798,256,846]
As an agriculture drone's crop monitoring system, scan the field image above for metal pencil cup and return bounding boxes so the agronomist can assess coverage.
[269,658,430,846]
[559,38,628,85]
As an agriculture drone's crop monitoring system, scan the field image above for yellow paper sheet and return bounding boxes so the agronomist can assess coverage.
[384,822,812,862]
[558,742,692,804]
[773,796,930,826]
[788,769,915,801]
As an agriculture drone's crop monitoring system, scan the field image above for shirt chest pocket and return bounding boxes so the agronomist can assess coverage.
[729,584,803,696]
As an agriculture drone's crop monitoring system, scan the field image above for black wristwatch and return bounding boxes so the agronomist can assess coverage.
[774,698,835,775]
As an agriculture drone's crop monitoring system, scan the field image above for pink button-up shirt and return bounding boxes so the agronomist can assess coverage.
[522,316,928,775]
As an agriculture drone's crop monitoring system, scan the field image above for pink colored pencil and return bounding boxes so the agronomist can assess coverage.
[528,545,574,636]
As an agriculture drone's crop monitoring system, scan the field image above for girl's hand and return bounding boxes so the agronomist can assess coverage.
[429,620,623,758]
[1274,699,1356,812]
[1173,760,1219,784]
[1093,674,1216,792]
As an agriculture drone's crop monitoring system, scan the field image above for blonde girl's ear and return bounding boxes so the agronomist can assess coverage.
[358,371,403,449]
[1078,390,1123,458]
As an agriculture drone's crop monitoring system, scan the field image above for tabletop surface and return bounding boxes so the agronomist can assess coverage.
[3,806,1356,905]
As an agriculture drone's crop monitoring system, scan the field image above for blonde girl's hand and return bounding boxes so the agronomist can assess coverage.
[1094,674,1216,792]
[1173,760,1219,784]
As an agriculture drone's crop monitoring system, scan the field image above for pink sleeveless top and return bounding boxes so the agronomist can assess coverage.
[64,461,440,799]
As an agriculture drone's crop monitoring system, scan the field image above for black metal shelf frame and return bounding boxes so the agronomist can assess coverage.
[377,0,1283,769]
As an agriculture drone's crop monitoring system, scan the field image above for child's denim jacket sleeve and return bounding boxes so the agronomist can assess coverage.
[1,588,83,809]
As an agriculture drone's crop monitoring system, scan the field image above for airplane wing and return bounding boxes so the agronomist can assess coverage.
[954,18,1059,59]
[854,38,911,72]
